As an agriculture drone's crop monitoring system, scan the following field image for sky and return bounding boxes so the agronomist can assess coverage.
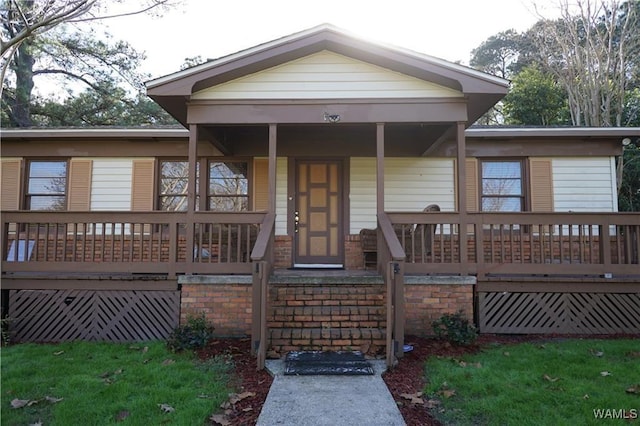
[102,0,563,81]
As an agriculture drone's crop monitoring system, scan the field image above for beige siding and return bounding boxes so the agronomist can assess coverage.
[465,158,478,212]
[1,158,22,211]
[90,159,133,211]
[131,159,155,211]
[68,159,92,211]
[193,50,463,100]
[552,157,617,212]
[253,158,269,211]
[349,158,455,234]
[529,158,554,212]
[275,157,288,235]
[350,158,377,232]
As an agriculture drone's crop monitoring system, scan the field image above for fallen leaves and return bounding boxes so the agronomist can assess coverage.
[600,371,612,377]
[212,390,257,425]
[11,396,63,409]
[626,384,640,395]
[400,391,424,405]
[115,410,130,422]
[158,403,175,413]
[543,374,559,382]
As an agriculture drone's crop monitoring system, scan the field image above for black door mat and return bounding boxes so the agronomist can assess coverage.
[284,351,374,375]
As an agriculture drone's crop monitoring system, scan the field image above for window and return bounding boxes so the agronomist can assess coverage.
[26,160,67,210]
[158,160,198,211]
[208,161,249,211]
[480,160,524,212]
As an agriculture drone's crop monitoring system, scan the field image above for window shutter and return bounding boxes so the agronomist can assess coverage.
[68,159,92,211]
[529,158,554,212]
[1,159,21,210]
[465,158,478,212]
[131,160,155,211]
[253,158,269,211]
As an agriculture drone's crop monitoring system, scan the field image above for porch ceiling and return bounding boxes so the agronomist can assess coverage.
[200,123,454,157]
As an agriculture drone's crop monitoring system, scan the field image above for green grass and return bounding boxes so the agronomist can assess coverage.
[424,339,640,426]
[1,341,233,425]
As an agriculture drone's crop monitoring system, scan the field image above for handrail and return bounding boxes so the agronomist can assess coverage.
[250,212,276,262]
[377,212,405,261]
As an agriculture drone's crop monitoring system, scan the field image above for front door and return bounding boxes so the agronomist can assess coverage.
[294,160,343,267]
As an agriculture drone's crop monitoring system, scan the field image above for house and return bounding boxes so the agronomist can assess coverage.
[2,25,639,368]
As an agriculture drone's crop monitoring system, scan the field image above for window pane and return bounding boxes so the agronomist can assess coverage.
[27,161,67,210]
[158,160,199,210]
[482,178,522,196]
[29,161,67,178]
[209,196,248,212]
[29,196,66,211]
[482,197,522,212]
[482,162,521,179]
[160,196,188,211]
[209,162,248,196]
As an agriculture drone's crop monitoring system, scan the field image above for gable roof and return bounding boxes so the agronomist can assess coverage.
[146,24,510,125]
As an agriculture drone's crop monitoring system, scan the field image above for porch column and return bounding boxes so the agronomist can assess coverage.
[376,123,385,213]
[186,124,198,272]
[268,124,277,214]
[456,121,468,273]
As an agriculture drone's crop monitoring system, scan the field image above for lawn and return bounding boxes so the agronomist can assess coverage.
[424,339,640,426]
[1,341,233,425]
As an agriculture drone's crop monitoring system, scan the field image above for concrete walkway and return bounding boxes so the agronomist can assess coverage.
[256,360,405,426]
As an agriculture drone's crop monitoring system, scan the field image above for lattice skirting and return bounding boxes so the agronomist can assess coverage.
[8,290,180,342]
[478,291,640,334]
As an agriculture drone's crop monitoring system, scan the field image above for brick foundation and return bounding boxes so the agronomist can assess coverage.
[404,279,475,336]
[180,279,252,336]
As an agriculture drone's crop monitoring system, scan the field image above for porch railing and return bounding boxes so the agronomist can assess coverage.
[377,212,405,368]
[1,211,266,279]
[387,212,640,279]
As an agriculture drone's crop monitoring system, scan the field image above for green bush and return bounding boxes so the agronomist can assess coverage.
[432,310,477,346]
[166,313,214,352]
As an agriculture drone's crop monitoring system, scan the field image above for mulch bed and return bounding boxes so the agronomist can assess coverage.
[197,334,638,426]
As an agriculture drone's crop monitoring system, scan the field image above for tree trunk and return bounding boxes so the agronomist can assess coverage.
[11,39,35,127]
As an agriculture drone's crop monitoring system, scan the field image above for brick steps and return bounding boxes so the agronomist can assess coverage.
[270,327,387,353]
[267,280,387,354]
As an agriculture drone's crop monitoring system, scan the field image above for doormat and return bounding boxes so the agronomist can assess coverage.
[284,351,374,375]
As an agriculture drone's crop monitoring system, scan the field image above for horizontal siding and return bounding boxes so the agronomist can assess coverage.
[275,157,288,235]
[350,158,377,232]
[552,158,616,212]
[90,159,133,211]
[349,158,455,234]
[193,51,463,100]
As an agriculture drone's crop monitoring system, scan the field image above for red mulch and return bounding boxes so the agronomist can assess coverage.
[196,334,638,426]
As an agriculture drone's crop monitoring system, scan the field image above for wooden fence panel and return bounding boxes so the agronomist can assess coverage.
[479,291,640,334]
[8,290,180,343]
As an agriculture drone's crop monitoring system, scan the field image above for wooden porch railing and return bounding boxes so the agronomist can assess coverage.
[387,212,640,279]
[377,212,405,368]
[1,211,266,279]
[250,212,275,370]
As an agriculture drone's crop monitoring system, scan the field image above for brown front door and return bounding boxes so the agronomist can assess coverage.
[294,159,343,267]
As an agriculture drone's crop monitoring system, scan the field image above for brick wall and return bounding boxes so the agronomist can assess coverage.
[404,282,475,336]
[180,282,252,336]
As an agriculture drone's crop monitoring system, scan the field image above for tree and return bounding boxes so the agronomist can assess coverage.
[503,65,569,125]
[618,141,640,211]
[470,29,523,79]
[1,0,174,127]
[530,0,639,126]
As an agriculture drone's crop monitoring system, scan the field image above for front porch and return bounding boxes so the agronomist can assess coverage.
[2,210,639,368]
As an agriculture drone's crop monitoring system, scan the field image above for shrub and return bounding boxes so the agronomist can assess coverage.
[432,310,477,346]
[167,313,214,352]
